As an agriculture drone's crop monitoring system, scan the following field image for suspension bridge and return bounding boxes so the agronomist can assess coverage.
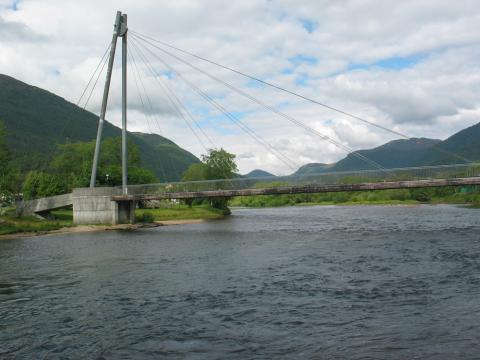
[19,11,480,225]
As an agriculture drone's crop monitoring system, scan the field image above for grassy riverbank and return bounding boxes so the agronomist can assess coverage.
[136,205,227,222]
[0,209,73,235]
[0,205,226,236]
[230,187,480,208]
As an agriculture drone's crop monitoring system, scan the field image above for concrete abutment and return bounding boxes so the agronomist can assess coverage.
[72,188,135,225]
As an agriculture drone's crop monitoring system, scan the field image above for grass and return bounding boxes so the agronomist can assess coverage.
[0,204,225,236]
[293,199,420,206]
[136,205,227,222]
[0,208,73,235]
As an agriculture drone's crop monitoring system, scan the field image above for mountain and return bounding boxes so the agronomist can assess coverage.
[131,132,199,181]
[245,169,275,178]
[418,122,480,165]
[292,123,480,175]
[294,163,331,175]
[0,74,199,181]
[330,138,441,171]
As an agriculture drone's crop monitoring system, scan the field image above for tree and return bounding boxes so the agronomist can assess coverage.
[182,163,207,182]
[180,163,207,207]
[0,121,8,166]
[22,171,66,200]
[181,148,238,211]
[202,148,238,180]
[51,141,93,188]
[0,120,20,203]
[51,137,157,190]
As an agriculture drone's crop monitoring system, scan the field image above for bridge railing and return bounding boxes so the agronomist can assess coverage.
[123,163,480,196]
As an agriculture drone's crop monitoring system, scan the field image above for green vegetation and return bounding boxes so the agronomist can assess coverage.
[0,74,199,181]
[0,121,21,202]
[230,185,480,208]
[0,208,73,236]
[181,148,238,212]
[136,205,227,222]
[18,137,158,199]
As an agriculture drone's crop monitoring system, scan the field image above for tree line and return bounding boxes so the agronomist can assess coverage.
[0,120,239,212]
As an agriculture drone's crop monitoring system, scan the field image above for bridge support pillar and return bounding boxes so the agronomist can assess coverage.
[112,200,136,225]
[72,188,135,225]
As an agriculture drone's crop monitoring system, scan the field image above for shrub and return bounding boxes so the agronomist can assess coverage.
[136,212,155,223]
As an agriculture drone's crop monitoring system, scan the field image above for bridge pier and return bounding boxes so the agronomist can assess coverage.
[72,188,135,225]
[113,199,136,225]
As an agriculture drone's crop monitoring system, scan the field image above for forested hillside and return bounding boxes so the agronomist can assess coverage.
[0,74,199,181]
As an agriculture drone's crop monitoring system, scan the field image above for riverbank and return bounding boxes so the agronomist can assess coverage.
[230,187,480,208]
[0,205,226,239]
[1,198,477,239]
[136,205,227,222]
[0,209,74,236]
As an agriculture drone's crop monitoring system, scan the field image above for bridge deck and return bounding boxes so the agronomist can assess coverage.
[112,177,480,201]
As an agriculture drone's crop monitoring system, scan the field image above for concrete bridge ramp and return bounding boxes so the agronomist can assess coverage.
[18,193,73,217]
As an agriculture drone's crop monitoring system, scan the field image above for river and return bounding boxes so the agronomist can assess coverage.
[1,205,480,359]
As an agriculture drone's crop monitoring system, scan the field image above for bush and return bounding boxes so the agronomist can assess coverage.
[136,212,155,223]
[410,189,431,202]
[23,171,66,200]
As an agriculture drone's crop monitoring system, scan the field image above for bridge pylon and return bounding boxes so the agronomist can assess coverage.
[79,11,134,225]
[90,11,129,196]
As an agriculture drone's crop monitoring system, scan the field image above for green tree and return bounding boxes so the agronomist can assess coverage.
[182,148,238,211]
[0,121,10,198]
[0,120,20,203]
[51,137,157,189]
[202,148,238,180]
[51,141,93,188]
[182,163,207,182]
[0,121,8,166]
[22,171,66,200]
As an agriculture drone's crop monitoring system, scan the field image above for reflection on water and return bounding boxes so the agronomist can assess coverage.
[1,205,480,359]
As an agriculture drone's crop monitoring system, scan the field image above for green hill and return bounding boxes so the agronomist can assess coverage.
[418,122,480,164]
[294,163,331,175]
[293,124,480,176]
[245,169,275,178]
[330,138,441,171]
[0,74,199,181]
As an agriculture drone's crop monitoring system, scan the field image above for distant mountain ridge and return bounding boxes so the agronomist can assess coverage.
[245,169,275,178]
[0,74,199,181]
[293,125,480,176]
[329,138,441,172]
[294,163,331,175]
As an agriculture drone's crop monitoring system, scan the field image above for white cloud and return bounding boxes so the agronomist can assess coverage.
[1,0,480,175]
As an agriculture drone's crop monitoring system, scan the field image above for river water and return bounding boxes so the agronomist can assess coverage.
[1,205,480,359]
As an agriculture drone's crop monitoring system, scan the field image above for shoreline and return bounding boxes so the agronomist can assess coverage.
[1,202,476,241]
[0,219,209,241]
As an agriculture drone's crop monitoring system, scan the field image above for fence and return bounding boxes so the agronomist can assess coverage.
[122,163,480,196]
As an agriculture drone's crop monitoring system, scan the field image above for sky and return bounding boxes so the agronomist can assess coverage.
[1,0,480,175]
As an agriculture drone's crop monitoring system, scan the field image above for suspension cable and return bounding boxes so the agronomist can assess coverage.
[131,33,384,171]
[131,41,235,180]
[77,43,111,107]
[130,30,471,165]
[128,31,405,136]
[82,51,110,110]
[128,45,186,181]
[131,40,216,150]
[131,36,299,171]
[127,48,170,182]
[131,39,285,177]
